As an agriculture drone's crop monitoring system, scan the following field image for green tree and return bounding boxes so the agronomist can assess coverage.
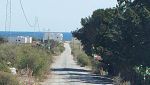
[72,0,150,84]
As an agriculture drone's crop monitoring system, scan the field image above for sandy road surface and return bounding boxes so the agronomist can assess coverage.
[40,42,113,85]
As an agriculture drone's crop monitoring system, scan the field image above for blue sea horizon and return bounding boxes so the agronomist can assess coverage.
[0,31,73,41]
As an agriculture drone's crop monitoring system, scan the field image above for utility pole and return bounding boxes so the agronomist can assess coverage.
[73,37,74,49]
[47,29,51,50]
[5,0,11,33]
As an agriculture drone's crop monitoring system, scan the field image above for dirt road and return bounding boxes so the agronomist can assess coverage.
[40,42,113,85]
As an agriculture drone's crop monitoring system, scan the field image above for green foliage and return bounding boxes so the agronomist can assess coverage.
[0,44,53,80]
[76,52,91,67]
[72,0,150,84]
[0,44,17,66]
[0,63,10,73]
[134,66,150,84]
[15,45,52,78]
[71,42,92,67]
[51,43,65,55]
[43,40,65,55]
[91,60,101,74]
[58,43,65,53]
[0,71,19,85]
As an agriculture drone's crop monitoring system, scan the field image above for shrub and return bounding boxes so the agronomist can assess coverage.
[58,43,65,53]
[0,63,10,73]
[16,45,52,79]
[51,42,65,55]
[91,60,101,73]
[71,42,92,67]
[0,44,17,67]
[0,44,54,80]
[76,53,91,67]
[0,71,19,85]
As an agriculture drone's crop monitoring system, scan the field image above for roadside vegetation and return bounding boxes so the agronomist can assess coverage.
[49,40,65,55]
[0,44,53,81]
[0,71,19,85]
[70,40,107,75]
[0,39,64,84]
[72,0,150,85]
[70,41,92,67]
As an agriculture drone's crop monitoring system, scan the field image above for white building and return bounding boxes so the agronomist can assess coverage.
[26,36,32,43]
[43,32,63,42]
[8,36,32,44]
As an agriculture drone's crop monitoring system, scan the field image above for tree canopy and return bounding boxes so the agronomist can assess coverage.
[72,0,150,84]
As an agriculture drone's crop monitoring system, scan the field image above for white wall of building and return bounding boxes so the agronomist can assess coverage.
[43,32,63,42]
[26,37,32,43]
[8,36,32,44]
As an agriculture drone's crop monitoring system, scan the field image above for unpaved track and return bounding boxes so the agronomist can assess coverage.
[40,43,113,85]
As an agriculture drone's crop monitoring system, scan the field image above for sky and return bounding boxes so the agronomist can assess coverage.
[0,0,118,32]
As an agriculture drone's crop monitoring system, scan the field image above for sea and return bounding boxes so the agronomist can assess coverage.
[0,31,73,41]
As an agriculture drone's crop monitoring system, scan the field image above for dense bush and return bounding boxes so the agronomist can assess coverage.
[72,0,150,84]
[58,43,65,53]
[51,43,65,55]
[71,42,92,67]
[0,71,19,85]
[0,44,17,67]
[15,45,53,79]
[0,44,53,80]
[0,63,10,73]
[43,40,65,55]
[76,53,91,67]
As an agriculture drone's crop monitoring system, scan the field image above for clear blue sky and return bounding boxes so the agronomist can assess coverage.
[0,0,117,32]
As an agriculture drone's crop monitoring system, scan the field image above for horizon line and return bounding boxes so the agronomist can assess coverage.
[0,31,71,33]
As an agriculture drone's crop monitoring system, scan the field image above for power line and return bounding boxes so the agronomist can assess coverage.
[10,0,12,36]
[37,19,40,32]
[5,0,9,31]
[34,17,41,32]
[5,0,12,33]
[9,0,11,33]
[5,0,41,32]
[19,0,36,27]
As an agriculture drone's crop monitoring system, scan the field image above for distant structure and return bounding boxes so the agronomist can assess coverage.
[43,32,63,42]
[8,36,32,44]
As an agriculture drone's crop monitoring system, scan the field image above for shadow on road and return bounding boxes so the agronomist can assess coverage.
[51,68,90,72]
[51,68,113,84]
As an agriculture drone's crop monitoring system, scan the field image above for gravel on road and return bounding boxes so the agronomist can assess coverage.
[40,42,113,85]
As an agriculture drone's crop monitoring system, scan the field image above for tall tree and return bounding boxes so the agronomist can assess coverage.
[72,0,150,84]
